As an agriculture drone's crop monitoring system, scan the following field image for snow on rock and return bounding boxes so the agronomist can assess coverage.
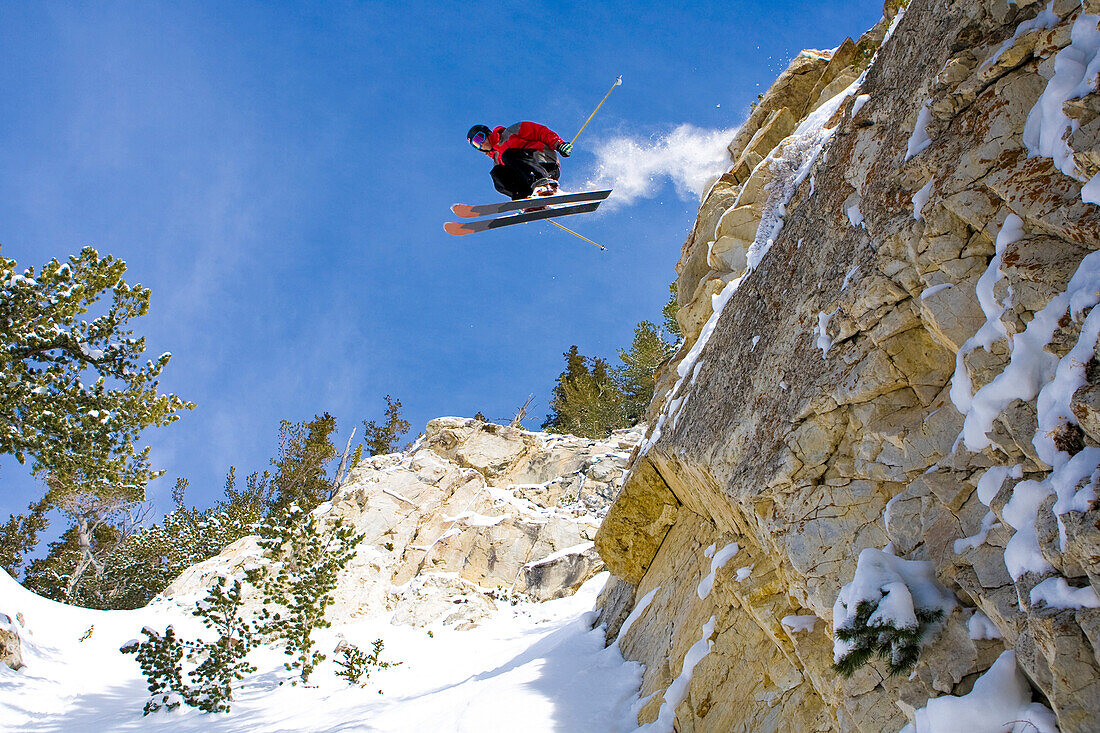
[747,75,863,272]
[815,309,836,357]
[637,616,716,733]
[949,214,1022,424]
[977,465,1023,506]
[846,200,864,228]
[519,542,607,603]
[1022,9,1100,197]
[1034,295,1100,471]
[920,283,951,300]
[979,1,1060,72]
[832,549,955,662]
[641,277,738,456]
[841,265,860,291]
[953,510,1000,553]
[851,94,871,117]
[951,240,1100,580]
[911,177,933,220]
[900,652,1058,733]
[597,2,1100,729]
[695,542,739,600]
[905,101,933,160]
[611,586,659,654]
[966,611,1002,641]
[0,607,23,671]
[0,419,651,730]
[780,615,819,633]
[1030,576,1100,610]
[1084,172,1100,204]
[441,510,507,527]
[963,220,1100,449]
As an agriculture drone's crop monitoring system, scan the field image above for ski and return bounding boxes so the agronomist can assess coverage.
[444,201,603,236]
[450,189,612,218]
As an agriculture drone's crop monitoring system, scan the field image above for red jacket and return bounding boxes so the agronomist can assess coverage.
[483,122,565,165]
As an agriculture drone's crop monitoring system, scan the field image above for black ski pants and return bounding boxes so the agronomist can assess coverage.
[491,148,560,200]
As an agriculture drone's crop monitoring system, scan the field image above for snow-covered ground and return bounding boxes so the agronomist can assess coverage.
[0,571,645,732]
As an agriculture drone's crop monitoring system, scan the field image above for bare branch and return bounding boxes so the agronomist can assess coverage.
[333,426,357,496]
[511,394,535,428]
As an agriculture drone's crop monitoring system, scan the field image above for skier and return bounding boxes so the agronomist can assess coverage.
[467,122,574,201]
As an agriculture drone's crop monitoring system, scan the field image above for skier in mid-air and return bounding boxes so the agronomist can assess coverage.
[446,80,619,241]
[467,122,574,201]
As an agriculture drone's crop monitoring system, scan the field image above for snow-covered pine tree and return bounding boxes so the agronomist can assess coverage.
[0,496,51,577]
[22,520,124,605]
[103,473,266,608]
[121,577,257,714]
[831,549,954,677]
[0,247,192,594]
[186,578,257,712]
[248,505,362,685]
[333,638,400,686]
[120,625,188,715]
[0,246,192,488]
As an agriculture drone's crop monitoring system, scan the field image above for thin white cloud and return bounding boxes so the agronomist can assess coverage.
[583,124,739,207]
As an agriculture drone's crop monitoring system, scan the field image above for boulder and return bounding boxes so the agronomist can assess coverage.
[0,614,22,671]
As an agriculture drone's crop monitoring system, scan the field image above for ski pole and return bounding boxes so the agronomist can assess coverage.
[571,76,622,146]
[546,219,606,251]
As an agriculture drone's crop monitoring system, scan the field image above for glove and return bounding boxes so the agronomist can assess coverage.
[556,141,573,157]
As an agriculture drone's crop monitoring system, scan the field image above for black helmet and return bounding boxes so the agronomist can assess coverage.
[467,124,492,148]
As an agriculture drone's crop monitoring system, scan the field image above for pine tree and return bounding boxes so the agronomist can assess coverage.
[26,469,265,610]
[186,578,257,712]
[268,413,338,514]
[348,444,363,472]
[543,347,628,438]
[121,577,257,714]
[0,496,50,577]
[42,474,154,603]
[248,506,362,685]
[662,282,682,343]
[1,247,191,589]
[101,474,265,609]
[832,602,945,678]
[362,396,410,456]
[616,321,676,424]
[22,521,124,605]
[121,625,188,715]
[333,638,400,686]
[0,246,192,494]
[543,346,590,434]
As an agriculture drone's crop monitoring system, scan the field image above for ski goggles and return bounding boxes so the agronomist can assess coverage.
[469,130,489,148]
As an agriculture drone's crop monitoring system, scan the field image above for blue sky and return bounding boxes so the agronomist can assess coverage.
[0,1,883,519]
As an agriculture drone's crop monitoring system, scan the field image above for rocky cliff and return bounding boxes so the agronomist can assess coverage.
[166,417,640,629]
[595,0,1100,730]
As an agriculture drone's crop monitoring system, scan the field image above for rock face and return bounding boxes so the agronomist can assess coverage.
[166,418,641,629]
[595,0,1100,730]
[0,613,22,671]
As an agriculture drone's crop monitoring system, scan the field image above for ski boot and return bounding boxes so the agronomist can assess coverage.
[524,180,560,212]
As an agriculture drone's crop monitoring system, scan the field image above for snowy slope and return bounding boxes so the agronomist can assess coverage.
[0,420,653,731]
[0,570,645,732]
